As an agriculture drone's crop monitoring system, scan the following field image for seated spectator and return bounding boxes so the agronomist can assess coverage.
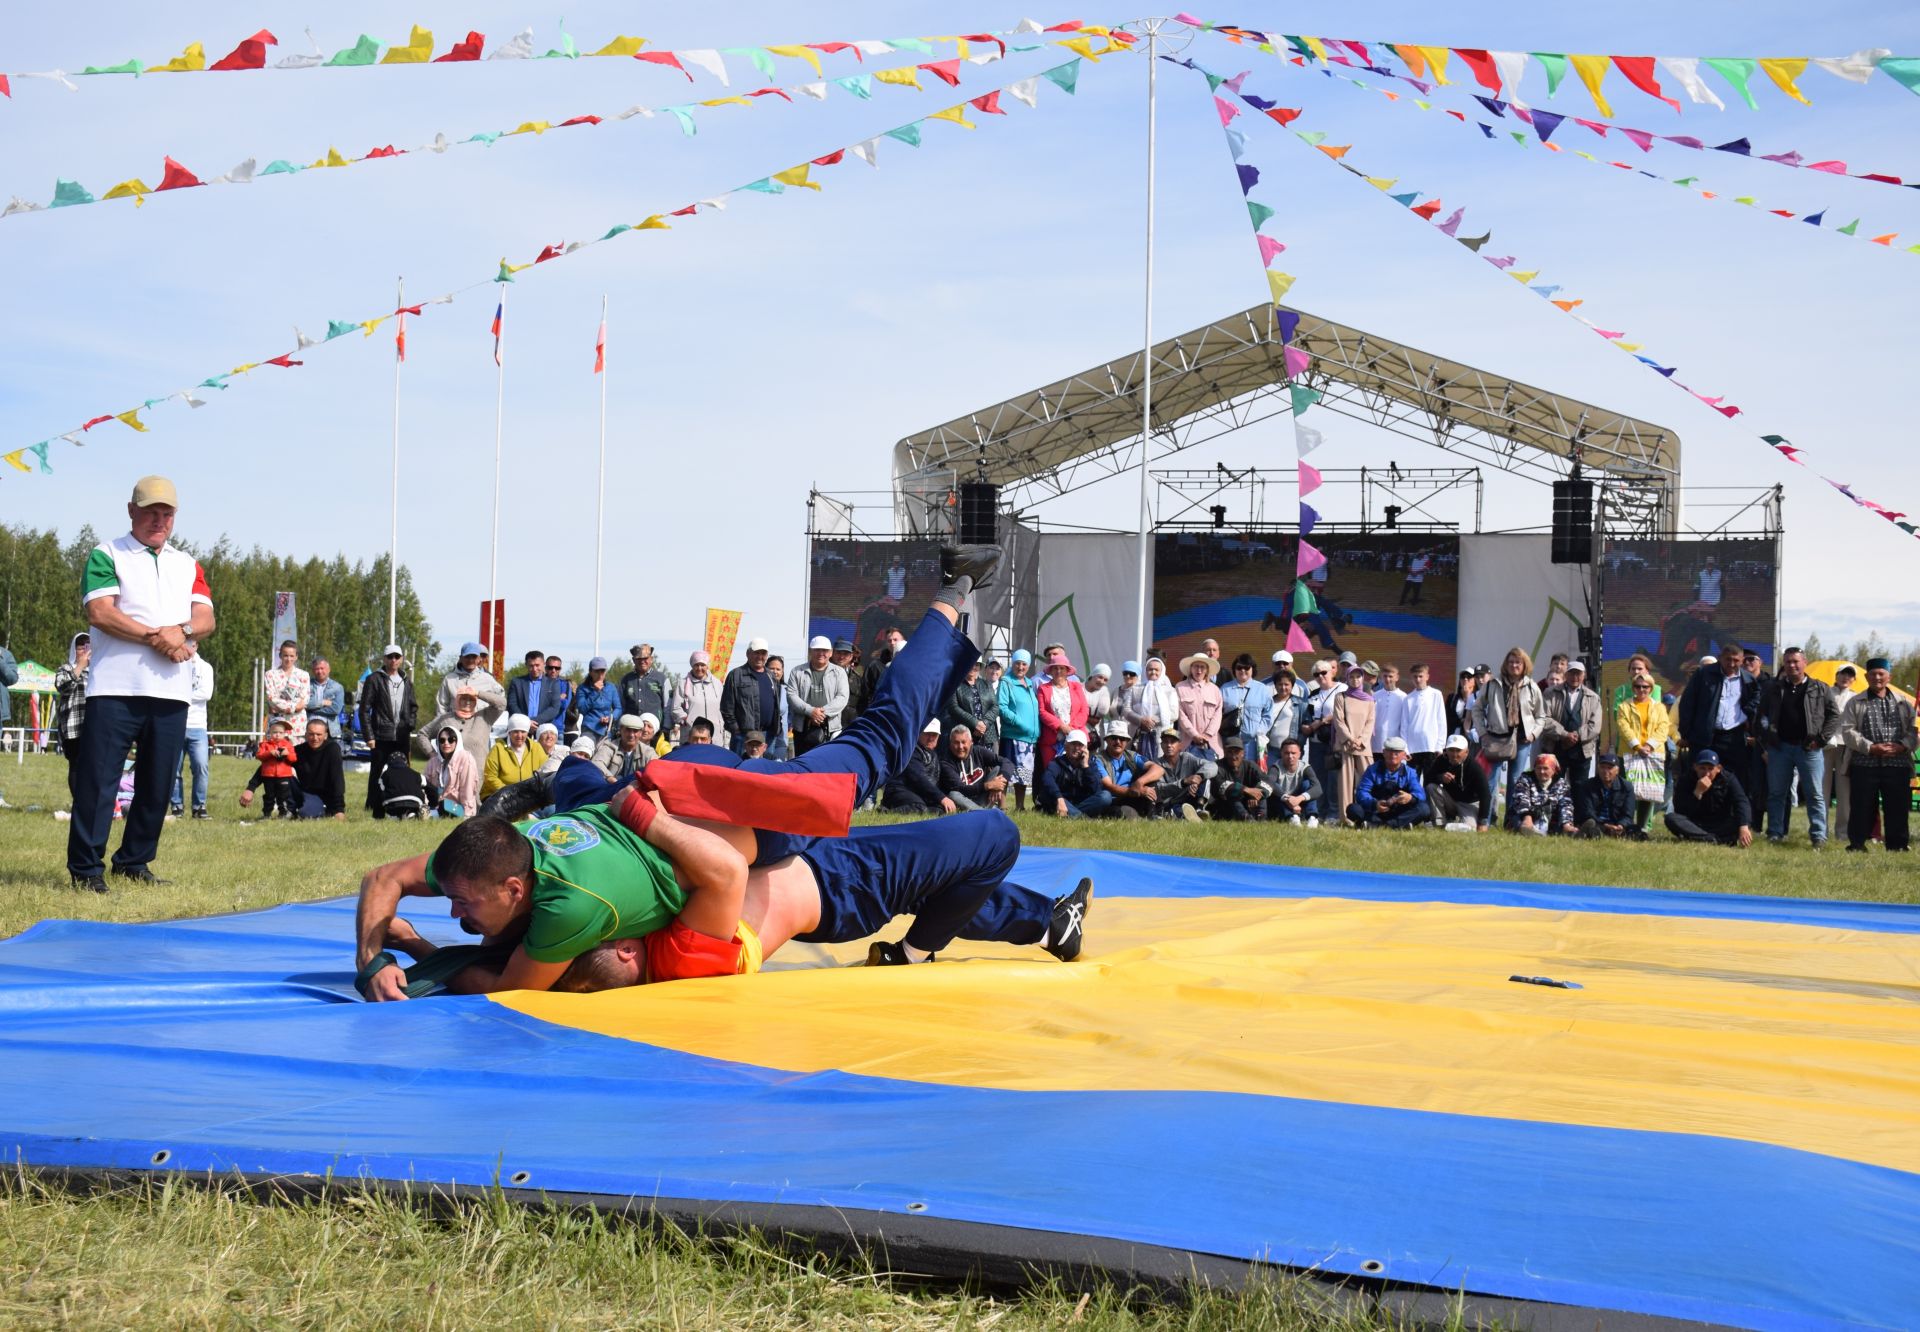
[1347,737,1431,829]
[240,719,300,817]
[1210,738,1273,822]
[939,724,1007,810]
[1425,734,1491,829]
[1092,721,1163,819]
[534,723,566,776]
[482,714,547,799]
[425,723,480,818]
[291,718,347,819]
[740,730,770,760]
[1039,728,1108,819]
[1266,737,1321,825]
[377,750,426,820]
[1581,753,1644,840]
[687,718,716,746]
[882,720,951,815]
[1666,748,1754,847]
[1153,729,1215,823]
[592,713,658,782]
[1508,752,1575,836]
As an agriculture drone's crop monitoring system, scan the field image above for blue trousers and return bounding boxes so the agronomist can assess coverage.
[171,727,209,809]
[788,810,1052,954]
[68,694,187,878]
[1766,743,1827,842]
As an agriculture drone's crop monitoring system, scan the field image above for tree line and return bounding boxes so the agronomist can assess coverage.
[2,522,436,733]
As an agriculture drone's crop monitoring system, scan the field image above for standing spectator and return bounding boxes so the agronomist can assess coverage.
[53,632,91,757]
[482,714,547,799]
[1841,657,1917,854]
[425,723,480,818]
[1606,652,1658,749]
[1347,738,1431,829]
[1426,734,1491,829]
[241,719,300,817]
[1582,754,1642,840]
[1676,644,1760,815]
[1127,657,1180,761]
[1267,738,1322,824]
[1824,665,1861,835]
[721,637,780,757]
[1538,652,1569,692]
[1450,669,1480,755]
[618,643,673,738]
[1083,664,1114,728]
[1174,652,1224,760]
[836,639,867,728]
[571,656,621,742]
[1371,664,1407,764]
[1265,667,1310,756]
[263,640,310,734]
[1540,662,1603,821]
[1209,738,1273,821]
[505,650,546,729]
[1666,749,1753,847]
[1092,722,1161,819]
[1400,663,1448,775]
[944,659,995,748]
[1266,650,1305,699]
[882,719,951,814]
[1301,659,1344,785]
[1153,730,1215,822]
[1399,550,1431,605]
[169,648,214,819]
[996,648,1040,811]
[978,660,1006,751]
[436,641,507,724]
[940,724,1007,811]
[1695,553,1723,607]
[674,650,725,748]
[306,658,346,740]
[1036,650,1092,775]
[67,476,216,892]
[1615,673,1671,833]
[0,640,13,767]
[358,644,417,818]
[1757,647,1841,846]
[1476,647,1546,824]
[290,718,347,819]
[1217,654,1273,760]
[1508,752,1576,836]
[765,655,793,759]
[1328,663,1376,819]
[864,629,907,712]
[1039,728,1108,819]
[537,655,573,740]
[789,637,850,756]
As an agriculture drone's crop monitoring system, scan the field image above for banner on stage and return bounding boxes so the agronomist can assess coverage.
[704,608,744,676]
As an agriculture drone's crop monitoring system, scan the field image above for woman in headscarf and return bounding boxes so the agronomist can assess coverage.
[1330,663,1377,820]
[1083,664,1114,727]
[424,722,480,817]
[482,713,546,799]
[996,648,1040,812]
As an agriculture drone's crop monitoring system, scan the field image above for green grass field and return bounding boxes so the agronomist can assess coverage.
[1,751,1911,1329]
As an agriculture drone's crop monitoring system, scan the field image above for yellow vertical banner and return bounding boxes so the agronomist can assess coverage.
[704,608,744,676]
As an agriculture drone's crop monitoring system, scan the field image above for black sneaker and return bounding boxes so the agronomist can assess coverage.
[939,543,1004,592]
[865,940,920,966]
[1046,877,1094,962]
[110,865,171,886]
[70,873,109,894]
[192,807,209,820]
[169,804,185,817]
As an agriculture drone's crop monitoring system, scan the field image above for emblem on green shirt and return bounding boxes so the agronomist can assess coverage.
[526,817,600,856]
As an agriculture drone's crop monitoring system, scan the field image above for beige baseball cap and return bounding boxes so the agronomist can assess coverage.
[131,475,178,508]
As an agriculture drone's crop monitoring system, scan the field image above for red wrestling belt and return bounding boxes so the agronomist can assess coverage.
[611,762,855,839]
[645,919,744,981]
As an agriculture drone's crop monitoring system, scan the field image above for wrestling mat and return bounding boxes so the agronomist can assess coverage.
[2,848,1916,1331]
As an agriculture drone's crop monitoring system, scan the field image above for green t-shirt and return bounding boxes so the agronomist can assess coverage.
[426,806,685,963]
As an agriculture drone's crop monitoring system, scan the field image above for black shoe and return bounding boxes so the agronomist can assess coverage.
[110,865,171,886]
[70,873,109,894]
[1046,877,1094,962]
[192,806,209,820]
[940,543,1003,592]
[865,940,921,966]
[169,804,185,817]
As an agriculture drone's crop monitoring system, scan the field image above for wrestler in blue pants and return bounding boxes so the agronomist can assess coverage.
[785,809,1053,955]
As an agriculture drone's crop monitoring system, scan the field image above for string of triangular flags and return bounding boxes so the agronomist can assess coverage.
[0,55,1103,479]
[1174,18,1919,109]
[0,19,1128,99]
[1198,68,1328,653]
[2,42,1107,222]
[1297,60,1919,258]
[1192,55,1920,543]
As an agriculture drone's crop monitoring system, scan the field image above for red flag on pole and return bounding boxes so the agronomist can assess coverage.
[396,306,406,363]
[593,318,606,373]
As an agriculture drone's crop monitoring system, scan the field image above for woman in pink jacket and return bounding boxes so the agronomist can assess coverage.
[1175,651,1225,758]
[424,722,481,817]
[1034,649,1091,775]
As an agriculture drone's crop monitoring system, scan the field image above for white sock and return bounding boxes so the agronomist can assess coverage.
[903,943,932,963]
[1037,928,1050,949]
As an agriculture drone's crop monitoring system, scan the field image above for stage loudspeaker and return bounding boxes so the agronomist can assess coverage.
[958,482,1000,546]
[1551,476,1594,564]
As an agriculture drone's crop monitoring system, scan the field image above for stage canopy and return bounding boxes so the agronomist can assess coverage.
[890,302,1682,534]
[3,848,1916,1330]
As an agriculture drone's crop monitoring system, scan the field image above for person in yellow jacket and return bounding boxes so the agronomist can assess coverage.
[481,713,548,799]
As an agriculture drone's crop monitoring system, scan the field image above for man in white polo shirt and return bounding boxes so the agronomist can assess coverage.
[68,476,216,892]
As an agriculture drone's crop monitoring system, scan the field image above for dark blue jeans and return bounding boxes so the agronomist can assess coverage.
[1346,798,1433,829]
[68,694,187,878]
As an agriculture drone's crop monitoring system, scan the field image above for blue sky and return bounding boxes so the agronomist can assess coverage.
[3,3,1915,668]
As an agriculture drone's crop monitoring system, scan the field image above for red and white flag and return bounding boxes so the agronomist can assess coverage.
[593,317,606,373]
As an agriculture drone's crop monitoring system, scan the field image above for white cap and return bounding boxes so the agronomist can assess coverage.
[809,635,833,651]
[747,637,770,652]
[923,718,944,736]
[536,722,559,737]
[382,643,404,657]
[1064,728,1090,746]
[1272,650,1294,663]
[1566,660,1588,674]
[570,736,596,755]
[619,714,645,731]
[1383,736,1408,752]
[507,713,531,733]
[1699,654,1718,666]
[1444,733,1469,751]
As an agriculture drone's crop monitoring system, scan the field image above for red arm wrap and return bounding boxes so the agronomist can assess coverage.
[609,781,659,838]
[645,919,744,981]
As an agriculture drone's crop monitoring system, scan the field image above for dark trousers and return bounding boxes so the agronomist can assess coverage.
[1711,728,1758,825]
[1666,811,1738,845]
[67,694,188,878]
[1347,798,1433,829]
[366,738,410,816]
[1849,768,1911,851]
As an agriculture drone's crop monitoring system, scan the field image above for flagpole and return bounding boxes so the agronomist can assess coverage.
[1133,20,1162,661]
[593,294,608,659]
[388,275,403,645]
[489,283,506,616]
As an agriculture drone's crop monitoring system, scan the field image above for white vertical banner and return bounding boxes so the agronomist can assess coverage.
[1032,534,1146,667]
[1458,536,1590,671]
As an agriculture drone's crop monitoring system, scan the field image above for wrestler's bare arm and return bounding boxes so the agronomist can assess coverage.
[355,853,433,971]
[648,812,751,941]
